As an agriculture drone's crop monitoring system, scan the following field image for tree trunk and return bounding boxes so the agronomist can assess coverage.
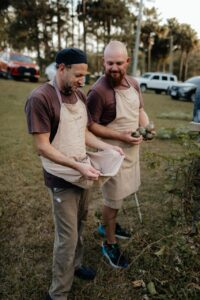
[184,51,190,80]
[34,19,42,69]
[56,0,61,50]
[148,45,151,71]
[82,0,87,52]
[179,51,185,81]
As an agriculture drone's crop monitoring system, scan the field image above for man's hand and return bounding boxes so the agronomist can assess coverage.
[75,162,101,180]
[110,145,124,155]
[119,130,143,145]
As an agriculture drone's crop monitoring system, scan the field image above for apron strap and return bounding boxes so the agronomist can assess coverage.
[113,77,132,99]
[51,79,79,106]
[52,79,63,106]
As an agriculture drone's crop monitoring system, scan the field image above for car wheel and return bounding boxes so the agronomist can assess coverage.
[171,96,179,100]
[166,87,171,95]
[140,84,147,92]
[155,90,161,94]
[30,77,38,82]
[5,69,12,79]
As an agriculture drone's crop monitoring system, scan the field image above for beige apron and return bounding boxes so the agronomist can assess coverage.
[40,82,124,189]
[102,82,140,200]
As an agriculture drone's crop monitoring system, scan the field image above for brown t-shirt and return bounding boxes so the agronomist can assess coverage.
[25,82,91,189]
[87,75,144,125]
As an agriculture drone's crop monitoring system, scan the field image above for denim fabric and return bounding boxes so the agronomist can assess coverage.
[193,85,200,122]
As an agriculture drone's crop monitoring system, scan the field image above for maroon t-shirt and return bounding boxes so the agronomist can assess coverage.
[87,75,144,125]
[25,82,91,189]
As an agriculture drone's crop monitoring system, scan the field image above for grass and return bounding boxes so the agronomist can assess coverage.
[0,79,200,300]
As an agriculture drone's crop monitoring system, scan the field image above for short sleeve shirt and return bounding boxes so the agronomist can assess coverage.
[25,82,91,189]
[87,75,144,125]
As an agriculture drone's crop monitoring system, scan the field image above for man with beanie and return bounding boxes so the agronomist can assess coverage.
[25,48,123,300]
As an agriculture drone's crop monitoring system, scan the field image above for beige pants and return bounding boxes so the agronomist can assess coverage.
[48,187,90,300]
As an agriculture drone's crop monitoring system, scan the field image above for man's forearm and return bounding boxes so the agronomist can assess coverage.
[33,134,81,170]
[139,108,149,127]
[88,122,123,141]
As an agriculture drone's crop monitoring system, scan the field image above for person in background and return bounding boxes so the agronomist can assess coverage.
[87,40,152,269]
[193,85,200,123]
[25,47,123,300]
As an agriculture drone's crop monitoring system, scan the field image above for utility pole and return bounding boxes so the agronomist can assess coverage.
[132,0,143,77]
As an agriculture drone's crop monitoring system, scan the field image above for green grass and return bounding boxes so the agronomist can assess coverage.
[0,79,200,300]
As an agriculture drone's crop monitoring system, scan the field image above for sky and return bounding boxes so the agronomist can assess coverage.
[148,0,200,38]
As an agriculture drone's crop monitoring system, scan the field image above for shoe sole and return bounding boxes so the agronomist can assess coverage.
[101,243,128,269]
[98,231,130,240]
[115,234,130,240]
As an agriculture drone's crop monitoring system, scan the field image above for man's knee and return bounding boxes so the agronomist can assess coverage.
[103,198,123,210]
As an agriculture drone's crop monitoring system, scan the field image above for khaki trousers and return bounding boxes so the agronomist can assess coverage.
[48,187,90,300]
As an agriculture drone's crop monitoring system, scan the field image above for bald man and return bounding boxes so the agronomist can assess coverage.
[87,41,150,269]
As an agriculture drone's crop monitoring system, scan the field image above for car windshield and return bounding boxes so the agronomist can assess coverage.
[186,77,200,85]
[141,73,152,78]
[10,54,33,63]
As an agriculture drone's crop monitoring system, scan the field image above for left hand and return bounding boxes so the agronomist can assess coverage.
[111,145,124,155]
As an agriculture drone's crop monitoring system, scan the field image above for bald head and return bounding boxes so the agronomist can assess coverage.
[103,40,130,86]
[104,41,128,59]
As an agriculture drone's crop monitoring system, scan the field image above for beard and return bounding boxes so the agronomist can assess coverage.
[105,70,124,87]
[62,83,76,96]
[61,81,72,95]
[62,81,83,95]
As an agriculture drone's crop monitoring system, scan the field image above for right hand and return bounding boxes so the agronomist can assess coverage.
[120,130,143,145]
[76,162,101,180]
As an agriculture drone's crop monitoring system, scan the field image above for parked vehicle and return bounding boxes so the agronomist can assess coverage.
[169,76,200,102]
[0,51,40,82]
[44,62,56,81]
[135,72,177,94]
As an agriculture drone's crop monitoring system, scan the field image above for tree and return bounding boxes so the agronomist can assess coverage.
[77,0,135,52]
[0,0,11,49]
[177,24,198,80]
[140,6,163,72]
[1,0,71,67]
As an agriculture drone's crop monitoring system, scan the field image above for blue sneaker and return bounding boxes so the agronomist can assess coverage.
[98,223,131,240]
[98,224,107,237]
[74,265,96,280]
[101,241,128,269]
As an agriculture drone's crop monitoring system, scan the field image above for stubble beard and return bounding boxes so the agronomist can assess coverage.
[62,82,78,96]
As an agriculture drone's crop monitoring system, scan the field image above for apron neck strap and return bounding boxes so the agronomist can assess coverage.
[52,78,79,105]
[52,78,63,105]
[114,77,131,90]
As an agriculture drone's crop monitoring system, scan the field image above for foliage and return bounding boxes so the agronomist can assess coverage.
[0,0,200,78]
[1,0,70,67]
[77,0,136,52]
[145,135,200,234]
[157,111,192,122]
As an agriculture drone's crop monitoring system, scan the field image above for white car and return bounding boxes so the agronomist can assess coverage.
[45,62,56,81]
[135,72,177,94]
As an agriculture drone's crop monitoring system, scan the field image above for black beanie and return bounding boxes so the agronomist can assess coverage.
[55,48,87,65]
